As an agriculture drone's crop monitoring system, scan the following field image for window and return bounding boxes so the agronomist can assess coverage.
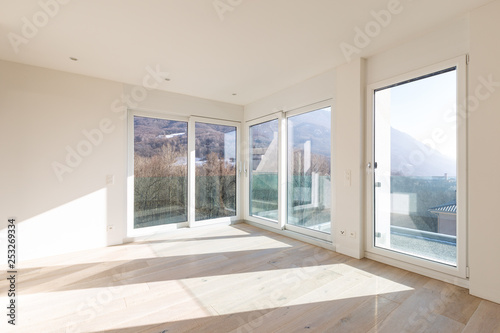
[249,119,279,221]
[133,115,188,228]
[287,107,332,234]
[195,122,237,221]
[367,56,467,278]
[128,112,240,234]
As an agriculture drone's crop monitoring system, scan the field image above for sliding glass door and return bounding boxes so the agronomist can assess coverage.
[133,115,188,228]
[195,122,237,221]
[129,112,240,234]
[249,119,279,222]
[287,107,332,236]
[369,57,467,276]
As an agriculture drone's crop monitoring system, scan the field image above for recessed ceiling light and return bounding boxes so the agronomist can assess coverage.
[232,93,237,96]
[164,78,170,81]
[69,57,78,61]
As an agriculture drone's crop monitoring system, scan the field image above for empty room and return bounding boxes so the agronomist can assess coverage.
[2,0,500,332]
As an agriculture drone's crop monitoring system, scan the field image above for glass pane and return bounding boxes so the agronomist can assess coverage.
[374,68,457,266]
[287,107,332,233]
[195,123,237,221]
[134,116,188,228]
[250,119,279,221]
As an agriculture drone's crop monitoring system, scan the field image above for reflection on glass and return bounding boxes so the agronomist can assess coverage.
[134,116,188,228]
[250,120,279,221]
[287,107,331,233]
[374,68,457,266]
[195,123,237,221]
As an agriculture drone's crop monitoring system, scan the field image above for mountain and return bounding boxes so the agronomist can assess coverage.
[390,127,456,177]
[133,116,236,159]
[133,116,454,177]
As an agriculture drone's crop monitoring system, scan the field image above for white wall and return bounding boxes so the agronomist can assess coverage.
[334,58,366,259]
[0,61,126,262]
[124,84,244,122]
[468,0,500,304]
[244,70,335,121]
[0,60,243,263]
[366,16,469,85]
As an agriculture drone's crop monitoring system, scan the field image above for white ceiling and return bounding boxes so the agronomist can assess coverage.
[0,0,493,105]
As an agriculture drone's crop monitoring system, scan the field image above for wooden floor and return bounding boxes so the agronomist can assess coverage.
[1,223,500,333]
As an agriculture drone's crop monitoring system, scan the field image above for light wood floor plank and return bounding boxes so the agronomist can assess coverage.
[369,287,466,333]
[462,300,500,333]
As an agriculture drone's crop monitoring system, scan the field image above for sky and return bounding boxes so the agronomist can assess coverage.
[382,69,457,159]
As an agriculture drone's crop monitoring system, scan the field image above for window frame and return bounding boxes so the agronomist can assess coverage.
[244,112,284,229]
[189,116,241,228]
[127,109,190,238]
[284,100,334,242]
[364,56,468,280]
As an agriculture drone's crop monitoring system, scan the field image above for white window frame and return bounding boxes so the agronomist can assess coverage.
[284,100,334,242]
[189,116,241,228]
[364,56,468,282]
[127,109,189,238]
[244,112,284,229]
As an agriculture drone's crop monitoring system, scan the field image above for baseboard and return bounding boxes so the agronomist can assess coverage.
[243,220,336,252]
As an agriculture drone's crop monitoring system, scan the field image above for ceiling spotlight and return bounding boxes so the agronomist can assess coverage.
[69,57,78,61]
[164,78,170,81]
[232,93,237,96]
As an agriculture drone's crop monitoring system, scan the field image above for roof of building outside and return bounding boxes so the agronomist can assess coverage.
[428,200,457,214]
